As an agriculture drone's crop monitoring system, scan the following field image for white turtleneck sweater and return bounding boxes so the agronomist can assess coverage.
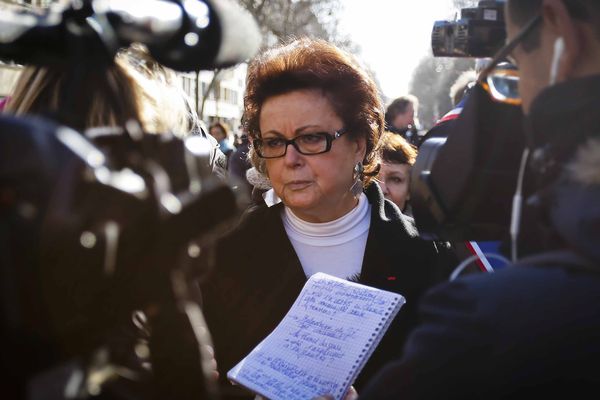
[282,193,371,279]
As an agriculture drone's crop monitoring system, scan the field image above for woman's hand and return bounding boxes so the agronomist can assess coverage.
[312,386,358,400]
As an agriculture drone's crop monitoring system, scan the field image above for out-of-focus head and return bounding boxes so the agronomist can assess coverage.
[209,121,229,142]
[377,131,417,211]
[243,37,384,222]
[5,60,142,132]
[384,95,418,131]
[120,44,201,137]
[5,45,197,136]
[505,0,600,113]
[449,69,477,106]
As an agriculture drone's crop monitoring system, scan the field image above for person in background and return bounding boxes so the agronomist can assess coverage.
[359,0,600,398]
[201,37,458,399]
[384,95,422,147]
[228,124,252,195]
[4,45,228,179]
[377,131,417,214]
[449,69,478,107]
[6,46,189,135]
[209,121,235,160]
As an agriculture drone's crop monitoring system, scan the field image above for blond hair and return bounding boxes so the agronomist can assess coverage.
[5,46,196,137]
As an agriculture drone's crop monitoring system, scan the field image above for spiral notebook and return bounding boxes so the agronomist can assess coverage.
[227,272,405,400]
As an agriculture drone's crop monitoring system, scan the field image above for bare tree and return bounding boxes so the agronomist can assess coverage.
[407,0,481,130]
[409,55,474,130]
[200,0,352,120]
[238,0,346,45]
[454,0,478,9]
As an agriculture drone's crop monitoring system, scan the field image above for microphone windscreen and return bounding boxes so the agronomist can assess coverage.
[149,0,262,71]
[207,0,262,69]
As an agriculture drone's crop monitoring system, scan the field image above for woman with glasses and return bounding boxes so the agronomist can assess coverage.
[201,37,457,398]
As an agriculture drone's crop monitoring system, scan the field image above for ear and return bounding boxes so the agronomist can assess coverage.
[353,135,368,163]
[542,0,583,81]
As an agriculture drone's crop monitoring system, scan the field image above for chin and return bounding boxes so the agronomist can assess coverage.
[281,188,316,203]
[284,198,317,211]
[281,192,318,210]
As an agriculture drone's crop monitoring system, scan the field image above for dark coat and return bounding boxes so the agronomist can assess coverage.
[201,182,457,397]
[360,251,600,400]
[360,76,600,399]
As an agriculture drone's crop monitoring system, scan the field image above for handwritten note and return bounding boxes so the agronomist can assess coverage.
[227,273,405,400]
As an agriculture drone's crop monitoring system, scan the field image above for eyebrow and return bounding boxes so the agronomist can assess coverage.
[261,125,324,137]
[385,172,407,177]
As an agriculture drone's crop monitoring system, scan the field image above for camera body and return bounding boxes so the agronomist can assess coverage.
[412,0,527,242]
[432,0,506,58]
[0,1,260,399]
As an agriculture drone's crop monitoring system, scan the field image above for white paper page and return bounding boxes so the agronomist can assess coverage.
[228,273,405,400]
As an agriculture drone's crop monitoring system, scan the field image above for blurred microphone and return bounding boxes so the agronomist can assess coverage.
[107,0,262,70]
[0,0,261,71]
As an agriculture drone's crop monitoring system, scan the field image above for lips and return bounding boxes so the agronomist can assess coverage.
[285,180,312,190]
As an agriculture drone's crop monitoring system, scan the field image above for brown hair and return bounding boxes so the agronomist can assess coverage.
[244,37,385,186]
[209,121,229,136]
[384,95,418,127]
[380,131,417,166]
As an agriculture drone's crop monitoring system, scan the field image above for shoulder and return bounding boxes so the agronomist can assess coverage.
[215,202,285,262]
[204,204,278,294]
[366,183,453,254]
[362,261,600,399]
[221,202,278,238]
[419,262,600,333]
[365,182,419,237]
[239,201,283,228]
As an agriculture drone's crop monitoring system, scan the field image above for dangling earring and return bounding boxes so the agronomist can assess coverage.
[350,161,364,196]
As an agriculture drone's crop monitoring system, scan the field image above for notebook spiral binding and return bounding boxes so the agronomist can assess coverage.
[338,297,402,399]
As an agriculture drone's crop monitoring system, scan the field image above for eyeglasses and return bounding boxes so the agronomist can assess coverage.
[478,14,542,105]
[253,129,347,159]
[481,63,521,105]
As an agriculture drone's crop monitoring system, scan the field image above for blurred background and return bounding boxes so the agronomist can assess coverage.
[0,0,477,133]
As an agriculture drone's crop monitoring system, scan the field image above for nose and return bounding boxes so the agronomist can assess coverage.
[283,141,303,166]
[379,180,389,195]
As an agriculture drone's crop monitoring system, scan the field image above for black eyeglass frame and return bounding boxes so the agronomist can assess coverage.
[253,129,347,159]
[478,14,542,83]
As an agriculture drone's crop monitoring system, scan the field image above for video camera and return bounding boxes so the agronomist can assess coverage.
[0,1,260,399]
[432,0,506,58]
[411,0,528,245]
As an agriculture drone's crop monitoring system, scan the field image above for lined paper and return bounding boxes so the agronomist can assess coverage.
[228,273,405,400]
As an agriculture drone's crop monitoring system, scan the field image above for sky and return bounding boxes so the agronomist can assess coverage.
[338,0,458,101]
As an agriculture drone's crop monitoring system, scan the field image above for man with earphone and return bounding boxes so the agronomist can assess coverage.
[356,1,600,398]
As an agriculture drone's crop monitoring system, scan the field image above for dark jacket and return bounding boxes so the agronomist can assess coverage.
[360,75,600,399]
[201,182,457,397]
[227,135,252,195]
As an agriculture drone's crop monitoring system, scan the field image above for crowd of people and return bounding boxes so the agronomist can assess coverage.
[2,0,600,398]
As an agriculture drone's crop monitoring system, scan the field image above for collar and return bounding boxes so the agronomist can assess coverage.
[522,75,600,264]
[526,74,600,186]
[282,193,370,246]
